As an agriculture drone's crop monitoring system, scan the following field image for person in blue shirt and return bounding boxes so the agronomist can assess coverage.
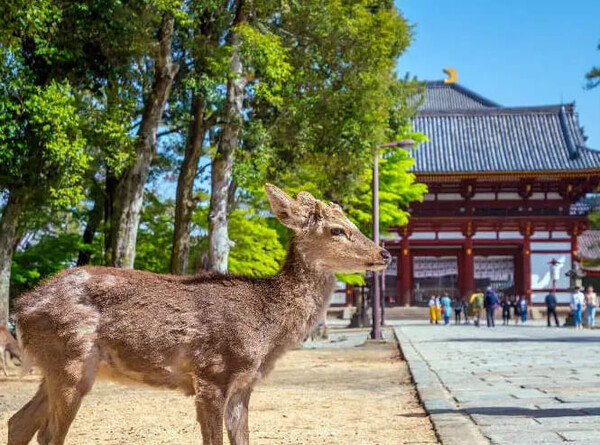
[440,292,452,325]
[484,286,499,328]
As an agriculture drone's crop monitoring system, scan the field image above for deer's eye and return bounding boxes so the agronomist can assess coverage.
[330,228,345,236]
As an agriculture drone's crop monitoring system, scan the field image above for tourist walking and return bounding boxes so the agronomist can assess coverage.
[512,296,521,325]
[462,297,470,324]
[545,292,560,327]
[519,296,528,324]
[453,297,463,324]
[484,286,499,328]
[428,295,439,324]
[585,285,597,328]
[441,292,452,325]
[571,286,585,330]
[500,295,512,325]
[469,289,484,327]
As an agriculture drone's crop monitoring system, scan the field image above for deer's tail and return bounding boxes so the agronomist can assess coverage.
[15,323,33,377]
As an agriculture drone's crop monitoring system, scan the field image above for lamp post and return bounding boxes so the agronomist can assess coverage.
[371,139,415,340]
[549,258,560,295]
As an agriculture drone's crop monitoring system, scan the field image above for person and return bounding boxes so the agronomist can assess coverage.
[435,295,442,324]
[484,286,499,328]
[500,295,512,325]
[545,292,559,327]
[584,285,598,328]
[453,297,463,324]
[519,295,528,324]
[428,295,438,324]
[440,292,452,325]
[512,295,521,325]
[469,289,484,327]
[462,297,470,324]
[571,286,585,330]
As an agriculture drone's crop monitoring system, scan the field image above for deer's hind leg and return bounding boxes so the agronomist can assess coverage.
[7,380,49,445]
[36,351,99,445]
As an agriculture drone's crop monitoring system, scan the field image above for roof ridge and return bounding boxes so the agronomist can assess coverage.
[419,104,575,116]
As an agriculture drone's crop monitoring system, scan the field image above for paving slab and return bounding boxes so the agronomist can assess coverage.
[393,321,600,445]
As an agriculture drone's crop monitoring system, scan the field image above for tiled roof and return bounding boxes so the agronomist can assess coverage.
[579,231,600,260]
[410,84,600,173]
[418,81,500,111]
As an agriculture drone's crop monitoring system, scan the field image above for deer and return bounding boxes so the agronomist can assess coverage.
[0,326,21,376]
[8,184,391,445]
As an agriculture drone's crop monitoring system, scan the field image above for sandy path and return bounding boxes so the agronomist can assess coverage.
[0,332,437,444]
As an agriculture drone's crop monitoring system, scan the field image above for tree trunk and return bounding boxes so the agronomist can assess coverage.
[170,96,208,275]
[0,193,24,327]
[76,192,104,266]
[208,3,247,272]
[107,14,178,268]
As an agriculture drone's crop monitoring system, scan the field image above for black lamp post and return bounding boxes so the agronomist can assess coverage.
[371,139,415,340]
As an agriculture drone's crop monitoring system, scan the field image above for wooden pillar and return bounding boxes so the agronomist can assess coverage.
[461,222,475,299]
[521,223,532,304]
[463,237,474,298]
[571,224,579,263]
[400,234,411,306]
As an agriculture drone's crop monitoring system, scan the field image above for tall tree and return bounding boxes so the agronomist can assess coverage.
[0,54,88,325]
[107,13,179,268]
[208,0,249,272]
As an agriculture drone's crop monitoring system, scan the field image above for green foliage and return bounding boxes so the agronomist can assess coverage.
[346,128,428,237]
[228,210,287,277]
[134,193,176,274]
[0,48,89,206]
[10,233,81,297]
[585,42,600,90]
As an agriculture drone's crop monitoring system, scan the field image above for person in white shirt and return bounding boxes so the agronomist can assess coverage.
[584,286,598,328]
[571,286,585,330]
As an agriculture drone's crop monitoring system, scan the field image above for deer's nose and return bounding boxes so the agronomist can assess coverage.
[380,249,392,264]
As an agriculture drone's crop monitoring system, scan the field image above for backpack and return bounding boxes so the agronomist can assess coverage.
[484,291,495,308]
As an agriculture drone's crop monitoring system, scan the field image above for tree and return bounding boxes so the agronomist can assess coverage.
[107,12,179,268]
[585,42,600,89]
[0,51,88,325]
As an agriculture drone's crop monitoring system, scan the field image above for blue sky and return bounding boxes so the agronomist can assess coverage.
[396,0,600,149]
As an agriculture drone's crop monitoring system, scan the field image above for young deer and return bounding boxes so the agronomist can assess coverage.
[0,326,21,376]
[8,184,391,445]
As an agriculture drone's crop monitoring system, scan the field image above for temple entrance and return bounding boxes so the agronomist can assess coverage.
[474,255,515,297]
[412,256,459,305]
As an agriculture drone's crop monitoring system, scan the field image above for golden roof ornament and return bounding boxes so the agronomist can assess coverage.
[443,67,457,84]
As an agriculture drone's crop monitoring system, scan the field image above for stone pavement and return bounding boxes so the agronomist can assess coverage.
[393,320,600,445]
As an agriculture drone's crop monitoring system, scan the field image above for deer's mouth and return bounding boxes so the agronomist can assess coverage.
[367,262,388,271]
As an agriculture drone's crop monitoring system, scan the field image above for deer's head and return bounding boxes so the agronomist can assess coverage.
[265,184,391,273]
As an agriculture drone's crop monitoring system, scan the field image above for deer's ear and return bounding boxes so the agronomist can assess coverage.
[265,184,305,230]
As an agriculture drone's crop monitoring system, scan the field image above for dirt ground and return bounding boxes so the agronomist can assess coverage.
[0,330,437,444]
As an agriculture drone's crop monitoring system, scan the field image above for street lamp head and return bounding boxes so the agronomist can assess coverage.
[380,139,415,148]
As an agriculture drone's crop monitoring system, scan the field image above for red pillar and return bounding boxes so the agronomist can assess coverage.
[522,230,532,305]
[571,225,579,264]
[463,237,474,299]
[400,234,411,306]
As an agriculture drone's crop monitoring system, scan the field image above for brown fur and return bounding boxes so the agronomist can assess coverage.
[8,185,390,445]
[0,326,21,376]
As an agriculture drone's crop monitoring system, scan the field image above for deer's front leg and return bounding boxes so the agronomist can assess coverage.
[194,380,226,445]
[225,386,253,445]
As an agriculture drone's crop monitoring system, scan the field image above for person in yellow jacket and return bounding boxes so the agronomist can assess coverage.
[428,295,440,324]
[469,289,484,327]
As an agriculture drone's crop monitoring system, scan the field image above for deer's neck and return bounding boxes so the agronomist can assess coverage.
[273,238,336,335]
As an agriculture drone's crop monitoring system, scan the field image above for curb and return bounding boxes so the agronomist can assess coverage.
[393,326,490,445]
